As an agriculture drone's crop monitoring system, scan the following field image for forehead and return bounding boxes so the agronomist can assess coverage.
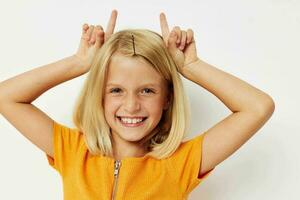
[106,54,165,86]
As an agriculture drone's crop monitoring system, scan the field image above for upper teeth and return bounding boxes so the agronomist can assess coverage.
[120,117,144,124]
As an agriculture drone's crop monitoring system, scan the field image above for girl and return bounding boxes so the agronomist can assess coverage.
[0,10,275,200]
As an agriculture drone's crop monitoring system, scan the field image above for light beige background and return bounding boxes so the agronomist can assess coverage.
[0,0,298,199]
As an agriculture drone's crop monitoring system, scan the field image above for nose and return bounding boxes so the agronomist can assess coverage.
[123,93,141,112]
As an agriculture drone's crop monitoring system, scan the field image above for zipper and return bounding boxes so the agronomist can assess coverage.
[111,160,122,200]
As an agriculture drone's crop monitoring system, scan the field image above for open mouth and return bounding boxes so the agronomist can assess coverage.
[116,116,147,121]
[116,116,148,127]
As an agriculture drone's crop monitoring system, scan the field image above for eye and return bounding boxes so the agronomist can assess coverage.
[109,88,154,94]
[110,88,122,93]
[142,88,154,94]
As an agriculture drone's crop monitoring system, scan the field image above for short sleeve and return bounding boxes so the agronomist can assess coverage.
[167,133,215,195]
[46,120,82,174]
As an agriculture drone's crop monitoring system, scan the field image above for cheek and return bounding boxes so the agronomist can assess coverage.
[104,97,120,116]
[146,100,165,116]
[104,96,165,113]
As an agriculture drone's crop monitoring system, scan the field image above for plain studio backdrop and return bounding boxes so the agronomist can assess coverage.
[0,0,298,199]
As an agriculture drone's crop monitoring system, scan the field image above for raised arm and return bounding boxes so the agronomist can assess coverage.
[0,10,118,157]
[159,12,275,177]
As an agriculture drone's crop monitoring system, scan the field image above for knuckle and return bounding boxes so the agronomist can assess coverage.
[83,23,88,29]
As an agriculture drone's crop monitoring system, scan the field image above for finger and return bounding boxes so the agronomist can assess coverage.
[82,23,89,34]
[167,27,178,50]
[186,29,194,44]
[93,25,103,44]
[105,9,118,41]
[174,26,181,45]
[90,25,101,44]
[179,31,187,50]
[96,25,104,31]
[95,30,105,48]
[159,12,170,43]
[87,25,94,44]
[81,23,90,40]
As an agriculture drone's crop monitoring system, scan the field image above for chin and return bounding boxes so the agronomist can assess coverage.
[119,133,148,143]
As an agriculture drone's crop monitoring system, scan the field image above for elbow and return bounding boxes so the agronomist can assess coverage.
[256,95,275,118]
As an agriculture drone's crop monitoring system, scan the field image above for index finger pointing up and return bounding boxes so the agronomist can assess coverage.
[159,12,170,42]
[105,9,118,41]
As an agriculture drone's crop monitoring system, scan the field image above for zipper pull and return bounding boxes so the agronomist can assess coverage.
[114,160,121,177]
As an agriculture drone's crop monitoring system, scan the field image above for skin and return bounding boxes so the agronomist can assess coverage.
[159,12,275,177]
[0,8,274,182]
[76,10,275,177]
[73,10,197,159]
[103,53,170,159]
[74,9,118,73]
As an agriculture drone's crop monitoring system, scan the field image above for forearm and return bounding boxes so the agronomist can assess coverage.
[182,59,274,114]
[0,55,86,104]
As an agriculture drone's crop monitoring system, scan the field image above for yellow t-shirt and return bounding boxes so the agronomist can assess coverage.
[46,121,215,200]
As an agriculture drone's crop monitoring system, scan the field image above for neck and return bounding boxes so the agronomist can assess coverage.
[112,136,148,160]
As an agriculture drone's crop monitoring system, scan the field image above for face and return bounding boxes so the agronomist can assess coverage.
[103,53,170,147]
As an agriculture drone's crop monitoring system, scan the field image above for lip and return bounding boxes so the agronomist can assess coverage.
[117,116,147,127]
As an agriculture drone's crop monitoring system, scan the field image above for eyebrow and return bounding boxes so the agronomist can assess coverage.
[106,83,160,88]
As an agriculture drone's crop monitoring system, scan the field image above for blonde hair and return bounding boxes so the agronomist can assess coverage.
[72,29,191,159]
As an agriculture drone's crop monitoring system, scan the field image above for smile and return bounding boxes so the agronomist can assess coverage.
[117,116,147,127]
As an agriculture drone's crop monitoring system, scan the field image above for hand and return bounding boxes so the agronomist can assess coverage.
[74,9,118,73]
[159,12,201,75]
